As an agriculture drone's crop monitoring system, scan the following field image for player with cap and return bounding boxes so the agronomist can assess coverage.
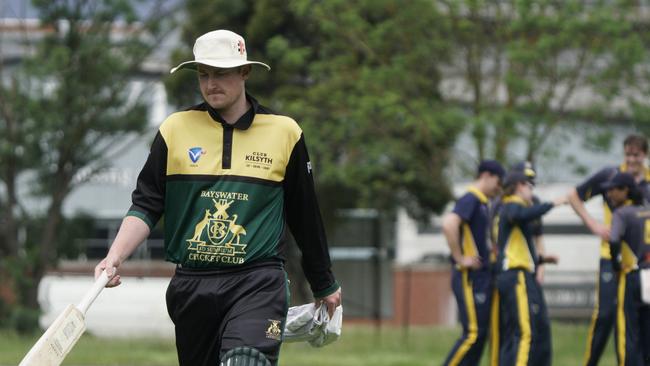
[93,30,341,366]
[495,170,566,366]
[601,172,650,365]
[490,162,545,280]
[512,162,548,284]
[567,134,650,366]
[442,159,505,365]
[487,161,547,365]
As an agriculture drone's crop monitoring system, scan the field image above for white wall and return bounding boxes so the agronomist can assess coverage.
[38,275,174,338]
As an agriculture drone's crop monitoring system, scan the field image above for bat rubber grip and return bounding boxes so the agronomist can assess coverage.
[76,269,111,315]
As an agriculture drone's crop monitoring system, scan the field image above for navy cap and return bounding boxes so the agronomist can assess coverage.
[478,160,505,180]
[601,172,636,191]
[503,171,529,189]
[511,161,536,182]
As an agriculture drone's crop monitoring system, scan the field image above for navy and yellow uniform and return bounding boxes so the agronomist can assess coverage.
[488,194,544,366]
[576,164,650,366]
[487,162,543,366]
[609,204,650,365]
[130,94,339,365]
[496,196,553,366]
[444,187,494,366]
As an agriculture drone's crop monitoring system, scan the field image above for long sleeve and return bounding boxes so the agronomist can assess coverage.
[127,131,167,229]
[575,166,617,201]
[504,202,553,224]
[283,134,339,298]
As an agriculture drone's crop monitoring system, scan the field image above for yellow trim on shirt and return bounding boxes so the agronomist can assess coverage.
[467,186,488,204]
[516,272,532,365]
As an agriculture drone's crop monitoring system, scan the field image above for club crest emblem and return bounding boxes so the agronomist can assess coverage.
[531,304,540,314]
[186,198,247,264]
[188,147,204,163]
[602,272,613,283]
[265,319,282,340]
[237,39,246,55]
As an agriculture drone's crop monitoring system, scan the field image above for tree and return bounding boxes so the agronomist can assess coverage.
[165,0,463,305]
[286,0,464,220]
[441,0,650,168]
[166,0,463,220]
[0,0,171,330]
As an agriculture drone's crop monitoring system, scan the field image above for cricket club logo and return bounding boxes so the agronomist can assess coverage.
[237,39,246,55]
[186,199,247,263]
[265,319,282,341]
[188,147,205,164]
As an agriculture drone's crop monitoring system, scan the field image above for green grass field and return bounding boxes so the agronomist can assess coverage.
[1,322,616,365]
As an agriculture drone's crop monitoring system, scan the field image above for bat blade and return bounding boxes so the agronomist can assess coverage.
[19,304,86,366]
[18,269,110,366]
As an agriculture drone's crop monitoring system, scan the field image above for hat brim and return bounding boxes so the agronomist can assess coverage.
[170,59,271,74]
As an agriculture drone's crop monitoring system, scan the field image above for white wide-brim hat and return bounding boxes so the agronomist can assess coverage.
[170,30,270,73]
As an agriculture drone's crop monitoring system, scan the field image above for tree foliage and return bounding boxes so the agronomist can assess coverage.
[0,0,170,330]
[442,0,650,167]
[166,0,464,221]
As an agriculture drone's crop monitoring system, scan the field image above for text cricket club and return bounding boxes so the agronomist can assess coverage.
[186,190,249,265]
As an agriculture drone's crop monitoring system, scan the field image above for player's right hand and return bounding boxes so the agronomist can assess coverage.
[95,257,121,288]
[552,196,568,206]
[590,222,610,241]
[459,255,482,270]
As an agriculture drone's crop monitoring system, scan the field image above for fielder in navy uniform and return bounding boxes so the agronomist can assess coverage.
[568,134,650,366]
[495,171,565,366]
[603,172,650,365]
[442,160,505,365]
[487,161,547,366]
[93,30,341,366]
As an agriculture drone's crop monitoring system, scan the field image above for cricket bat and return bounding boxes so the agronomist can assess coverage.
[18,269,111,366]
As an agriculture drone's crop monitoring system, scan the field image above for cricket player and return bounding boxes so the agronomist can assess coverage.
[603,172,650,365]
[568,134,650,366]
[495,171,565,366]
[93,30,341,366]
[442,160,505,365]
[487,161,546,365]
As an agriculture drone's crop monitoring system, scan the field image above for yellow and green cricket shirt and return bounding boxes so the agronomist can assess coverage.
[127,94,339,297]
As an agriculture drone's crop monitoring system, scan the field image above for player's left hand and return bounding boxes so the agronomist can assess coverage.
[542,254,559,264]
[536,265,545,284]
[315,288,342,318]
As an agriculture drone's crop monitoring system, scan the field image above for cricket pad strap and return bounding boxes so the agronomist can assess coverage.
[220,347,271,366]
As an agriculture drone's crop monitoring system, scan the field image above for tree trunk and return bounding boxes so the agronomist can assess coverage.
[26,191,66,310]
[1,167,19,257]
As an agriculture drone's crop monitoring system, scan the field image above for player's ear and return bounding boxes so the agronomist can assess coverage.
[240,65,252,80]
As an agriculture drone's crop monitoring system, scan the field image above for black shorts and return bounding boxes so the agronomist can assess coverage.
[166,261,289,366]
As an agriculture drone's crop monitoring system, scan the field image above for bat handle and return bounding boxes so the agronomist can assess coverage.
[76,269,111,315]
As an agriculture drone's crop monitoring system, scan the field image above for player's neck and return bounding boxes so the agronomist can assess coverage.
[474,179,490,196]
[220,92,250,125]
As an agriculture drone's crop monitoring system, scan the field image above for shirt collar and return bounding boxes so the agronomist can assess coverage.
[467,186,488,204]
[619,163,650,182]
[205,93,260,130]
[502,195,529,206]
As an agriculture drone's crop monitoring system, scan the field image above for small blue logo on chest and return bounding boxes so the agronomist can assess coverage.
[188,147,204,163]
